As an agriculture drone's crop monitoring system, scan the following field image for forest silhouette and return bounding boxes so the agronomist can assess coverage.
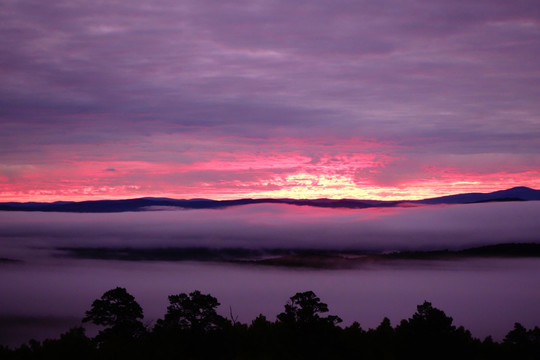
[1,287,539,359]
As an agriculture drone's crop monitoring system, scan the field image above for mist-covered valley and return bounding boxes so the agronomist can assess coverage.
[1,201,540,347]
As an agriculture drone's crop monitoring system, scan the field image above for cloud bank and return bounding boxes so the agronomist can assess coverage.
[1,0,540,201]
[1,202,539,259]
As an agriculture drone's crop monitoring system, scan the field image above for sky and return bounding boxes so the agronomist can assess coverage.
[1,0,540,202]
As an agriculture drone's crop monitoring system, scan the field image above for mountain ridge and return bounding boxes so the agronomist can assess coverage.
[0,186,539,213]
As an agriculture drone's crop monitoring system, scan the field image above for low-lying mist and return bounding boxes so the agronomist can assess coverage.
[1,201,540,346]
[1,201,539,261]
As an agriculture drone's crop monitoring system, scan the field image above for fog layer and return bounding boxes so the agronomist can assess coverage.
[1,202,540,346]
[1,202,539,260]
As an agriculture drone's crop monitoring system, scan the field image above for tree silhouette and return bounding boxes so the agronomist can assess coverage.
[4,291,540,359]
[503,322,540,357]
[504,322,529,345]
[277,291,342,326]
[83,287,145,342]
[408,301,455,336]
[39,327,96,360]
[396,301,475,359]
[275,291,342,359]
[155,290,228,333]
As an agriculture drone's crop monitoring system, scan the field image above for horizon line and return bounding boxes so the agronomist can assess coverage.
[1,186,536,204]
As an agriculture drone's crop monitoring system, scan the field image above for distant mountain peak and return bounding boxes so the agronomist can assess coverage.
[419,186,540,204]
[496,186,534,193]
[507,186,532,190]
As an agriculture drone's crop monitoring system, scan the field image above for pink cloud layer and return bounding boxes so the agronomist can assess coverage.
[1,152,539,202]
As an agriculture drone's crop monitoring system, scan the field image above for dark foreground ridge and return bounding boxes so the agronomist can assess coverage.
[57,243,540,269]
[1,287,539,360]
[1,186,539,213]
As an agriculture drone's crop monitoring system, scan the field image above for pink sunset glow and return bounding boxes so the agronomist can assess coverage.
[1,0,539,202]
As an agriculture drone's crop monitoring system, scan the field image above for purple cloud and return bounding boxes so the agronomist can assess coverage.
[1,0,539,200]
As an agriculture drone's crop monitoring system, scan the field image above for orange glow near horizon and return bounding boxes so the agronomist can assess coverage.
[1,153,539,202]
